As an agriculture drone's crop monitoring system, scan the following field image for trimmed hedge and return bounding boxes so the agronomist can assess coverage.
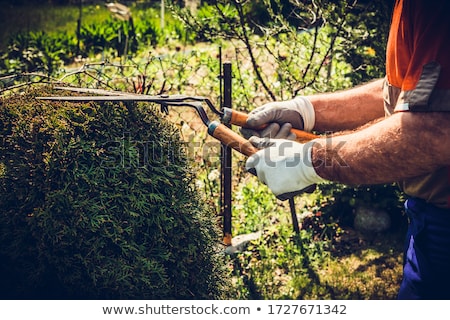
[0,86,229,299]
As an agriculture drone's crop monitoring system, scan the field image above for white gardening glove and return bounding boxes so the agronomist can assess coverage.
[240,96,315,140]
[245,137,325,200]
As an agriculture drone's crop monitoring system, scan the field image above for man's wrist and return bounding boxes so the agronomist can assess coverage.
[310,138,340,182]
[301,140,325,185]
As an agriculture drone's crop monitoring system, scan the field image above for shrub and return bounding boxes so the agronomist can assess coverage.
[0,86,229,299]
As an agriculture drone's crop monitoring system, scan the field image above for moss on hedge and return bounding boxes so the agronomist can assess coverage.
[0,86,229,299]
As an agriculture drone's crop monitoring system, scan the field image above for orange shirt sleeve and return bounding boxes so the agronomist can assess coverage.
[386,0,450,91]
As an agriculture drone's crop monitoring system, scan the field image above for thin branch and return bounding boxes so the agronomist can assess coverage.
[232,0,275,100]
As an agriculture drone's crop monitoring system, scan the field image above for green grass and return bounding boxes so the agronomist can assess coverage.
[0,3,110,50]
[0,2,175,51]
[228,180,405,299]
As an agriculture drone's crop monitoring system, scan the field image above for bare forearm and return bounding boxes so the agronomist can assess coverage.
[309,78,385,132]
[312,112,450,185]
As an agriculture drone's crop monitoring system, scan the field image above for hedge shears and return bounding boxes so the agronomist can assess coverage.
[38,87,319,240]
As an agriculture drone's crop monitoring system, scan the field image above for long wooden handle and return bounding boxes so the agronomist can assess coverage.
[207,121,258,157]
[222,108,319,143]
[208,120,316,201]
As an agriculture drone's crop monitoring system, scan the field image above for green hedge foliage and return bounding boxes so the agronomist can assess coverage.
[0,87,229,299]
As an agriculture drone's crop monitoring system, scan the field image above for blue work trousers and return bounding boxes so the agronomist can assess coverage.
[398,198,450,299]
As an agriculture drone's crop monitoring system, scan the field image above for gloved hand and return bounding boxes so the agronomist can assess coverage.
[240,96,315,140]
[245,137,325,200]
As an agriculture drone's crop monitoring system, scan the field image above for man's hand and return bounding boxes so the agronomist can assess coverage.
[240,97,315,140]
[245,137,325,199]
